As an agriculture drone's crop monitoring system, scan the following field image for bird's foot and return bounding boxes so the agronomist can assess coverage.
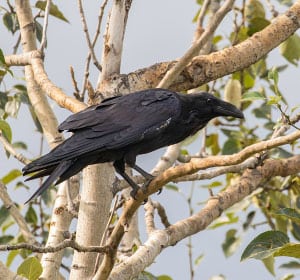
[130,187,139,200]
[141,177,154,193]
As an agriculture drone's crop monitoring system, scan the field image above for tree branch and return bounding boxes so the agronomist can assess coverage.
[157,0,234,89]
[109,155,300,279]
[99,1,300,94]
[39,0,51,53]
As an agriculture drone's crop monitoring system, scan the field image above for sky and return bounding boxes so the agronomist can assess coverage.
[1,1,300,279]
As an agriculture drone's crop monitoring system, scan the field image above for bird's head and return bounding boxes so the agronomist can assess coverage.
[190,92,244,120]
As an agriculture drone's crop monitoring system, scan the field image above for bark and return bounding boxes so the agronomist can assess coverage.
[70,165,114,279]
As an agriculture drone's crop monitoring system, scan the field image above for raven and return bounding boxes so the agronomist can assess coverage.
[23,88,244,202]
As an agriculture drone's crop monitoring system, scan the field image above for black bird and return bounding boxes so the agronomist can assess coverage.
[23,88,244,202]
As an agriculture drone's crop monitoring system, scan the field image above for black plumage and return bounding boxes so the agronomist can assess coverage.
[23,88,244,202]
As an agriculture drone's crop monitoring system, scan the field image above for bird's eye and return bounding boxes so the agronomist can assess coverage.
[206,98,212,105]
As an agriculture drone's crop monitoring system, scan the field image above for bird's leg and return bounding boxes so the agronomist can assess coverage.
[113,160,140,199]
[132,164,156,193]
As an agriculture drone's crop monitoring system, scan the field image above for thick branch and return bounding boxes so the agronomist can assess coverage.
[99,1,300,93]
[110,155,300,279]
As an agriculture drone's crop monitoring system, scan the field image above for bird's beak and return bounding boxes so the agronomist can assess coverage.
[216,102,244,119]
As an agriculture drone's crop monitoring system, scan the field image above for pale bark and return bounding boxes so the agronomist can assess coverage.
[70,165,114,279]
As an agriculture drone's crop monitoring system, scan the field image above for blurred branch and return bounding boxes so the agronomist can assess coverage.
[39,0,51,53]
[78,0,102,71]
[81,0,109,99]
[0,238,111,254]
[0,181,36,245]
[0,132,30,165]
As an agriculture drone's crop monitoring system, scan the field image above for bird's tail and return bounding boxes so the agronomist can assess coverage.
[24,160,74,204]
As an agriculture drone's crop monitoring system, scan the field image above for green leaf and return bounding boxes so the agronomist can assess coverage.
[0,119,12,143]
[0,206,10,227]
[12,141,28,150]
[262,255,275,276]
[253,102,271,119]
[17,257,42,280]
[268,67,279,85]
[274,243,300,258]
[0,235,14,244]
[280,274,295,280]
[274,208,300,224]
[0,49,5,65]
[35,20,43,43]
[3,12,15,34]
[157,276,173,280]
[6,250,19,267]
[280,34,300,65]
[243,211,256,231]
[280,261,300,269]
[1,169,22,184]
[241,231,289,261]
[5,98,20,118]
[222,229,241,257]
[222,138,240,155]
[267,95,282,105]
[206,133,220,155]
[248,18,270,36]
[202,181,222,189]
[35,1,69,23]
[242,91,265,102]
[210,213,239,229]
[194,254,204,267]
[165,184,179,192]
[25,205,38,225]
[245,0,266,21]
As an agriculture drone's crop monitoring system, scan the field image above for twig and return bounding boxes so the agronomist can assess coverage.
[80,0,109,98]
[70,66,82,101]
[13,34,21,54]
[0,239,111,254]
[152,201,171,228]
[39,0,51,53]
[0,131,30,165]
[77,0,102,71]
[157,0,235,88]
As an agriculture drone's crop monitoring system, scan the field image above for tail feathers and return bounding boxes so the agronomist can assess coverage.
[25,160,74,204]
[24,167,56,181]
